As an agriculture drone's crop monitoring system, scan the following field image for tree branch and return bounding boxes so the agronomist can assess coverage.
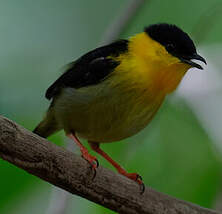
[0,115,219,214]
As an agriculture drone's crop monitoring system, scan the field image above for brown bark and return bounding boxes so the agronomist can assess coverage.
[0,115,220,214]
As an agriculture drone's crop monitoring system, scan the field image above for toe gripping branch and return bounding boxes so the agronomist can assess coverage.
[67,133,99,179]
[67,133,144,193]
[89,142,145,193]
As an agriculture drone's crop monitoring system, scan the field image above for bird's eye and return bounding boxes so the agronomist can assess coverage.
[166,43,175,52]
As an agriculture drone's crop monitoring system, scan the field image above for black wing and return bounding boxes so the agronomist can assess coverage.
[45,40,129,100]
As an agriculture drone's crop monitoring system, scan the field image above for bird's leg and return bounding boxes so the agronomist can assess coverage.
[67,133,99,170]
[89,141,144,192]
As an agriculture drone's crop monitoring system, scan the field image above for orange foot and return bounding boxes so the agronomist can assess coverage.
[81,150,99,170]
[67,133,99,179]
[89,142,145,193]
[117,169,145,193]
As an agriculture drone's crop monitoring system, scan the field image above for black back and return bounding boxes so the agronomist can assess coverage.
[45,40,128,100]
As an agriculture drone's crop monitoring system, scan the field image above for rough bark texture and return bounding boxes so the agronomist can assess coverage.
[0,115,220,214]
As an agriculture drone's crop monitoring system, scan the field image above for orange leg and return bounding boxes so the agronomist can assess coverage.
[89,142,144,192]
[67,133,98,170]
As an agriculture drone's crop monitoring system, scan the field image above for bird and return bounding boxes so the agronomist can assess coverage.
[34,23,206,192]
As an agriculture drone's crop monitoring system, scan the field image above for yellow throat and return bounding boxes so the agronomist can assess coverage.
[113,32,192,96]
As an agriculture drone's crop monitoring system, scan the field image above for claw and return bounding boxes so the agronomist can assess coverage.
[137,174,143,181]
[91,165,97,180]
[81,154,98,168]
[90,159,99,180]
[139,182,145,194]
[81,152,99,180]
[135,174,145,194]
[119,171,145,194]
[94,159,99,168]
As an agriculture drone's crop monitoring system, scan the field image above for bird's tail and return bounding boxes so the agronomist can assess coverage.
[33,109,60,138]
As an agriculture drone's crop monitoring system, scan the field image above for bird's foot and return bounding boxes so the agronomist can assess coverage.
[66,133,99,179]
[89,141,145,193]
[81,149,99,179]
[81,149,99,169]
[118,169,145,193]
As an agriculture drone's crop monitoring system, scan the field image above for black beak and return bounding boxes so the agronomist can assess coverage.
[180,53,207,70]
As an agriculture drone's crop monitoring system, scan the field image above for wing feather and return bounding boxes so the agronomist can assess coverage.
[45,39,128,100]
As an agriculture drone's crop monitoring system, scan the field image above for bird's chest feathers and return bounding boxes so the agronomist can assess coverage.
[114,54,189,98]
[149,63,189,94]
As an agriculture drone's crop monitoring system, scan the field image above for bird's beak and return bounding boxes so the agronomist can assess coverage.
[180,53,207,70]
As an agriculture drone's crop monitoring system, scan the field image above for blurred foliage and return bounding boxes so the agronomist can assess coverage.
[1,0,222,213]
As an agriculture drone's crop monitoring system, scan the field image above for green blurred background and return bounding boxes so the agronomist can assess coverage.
[1,0,222,213]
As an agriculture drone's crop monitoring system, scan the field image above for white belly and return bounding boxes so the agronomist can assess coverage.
[53,80,164,142]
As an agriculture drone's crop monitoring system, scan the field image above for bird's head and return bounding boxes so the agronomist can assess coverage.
[144,23,206,70]
[127,23,206,93]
